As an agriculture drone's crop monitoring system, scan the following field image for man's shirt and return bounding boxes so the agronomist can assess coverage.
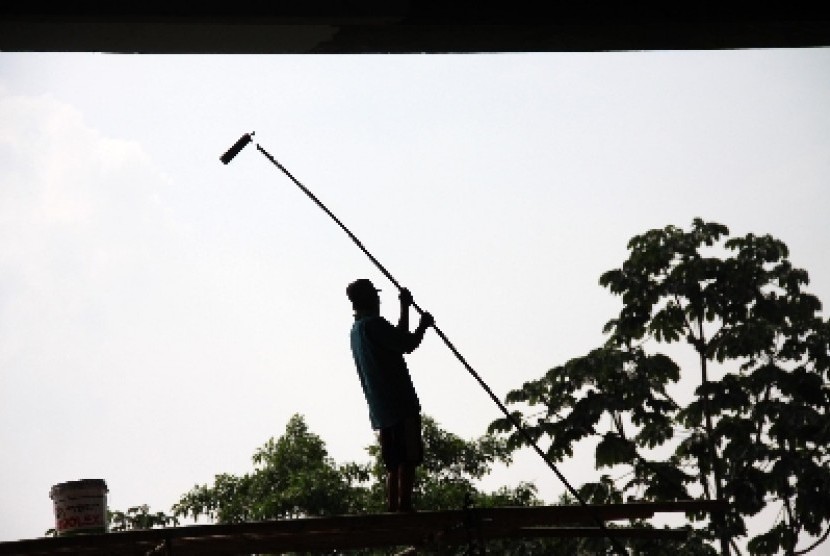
[351,314,421,429]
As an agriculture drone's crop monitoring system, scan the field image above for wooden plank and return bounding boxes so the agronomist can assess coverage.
[507,527,690,540]
[146,525,690,554]
[0,501,727,555]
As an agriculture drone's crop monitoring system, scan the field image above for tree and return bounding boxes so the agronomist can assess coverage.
[172,413,545,554]
[109,505,179,531]
[490,218,830,555]
[366,414,538,512]
[173,414,370,522]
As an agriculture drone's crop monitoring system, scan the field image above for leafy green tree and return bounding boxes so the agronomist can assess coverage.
[109,505,179,531]
[172,413,548,554]
[361,415,538,513]
[173,413,369,522]
[490,218,830,555]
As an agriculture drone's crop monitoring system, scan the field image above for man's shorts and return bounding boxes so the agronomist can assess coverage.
[379,415,424,471]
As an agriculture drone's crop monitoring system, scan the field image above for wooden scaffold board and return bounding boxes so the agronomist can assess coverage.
[0,500,726,555]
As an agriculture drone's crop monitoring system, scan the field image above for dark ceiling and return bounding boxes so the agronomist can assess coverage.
[1,2,829,54]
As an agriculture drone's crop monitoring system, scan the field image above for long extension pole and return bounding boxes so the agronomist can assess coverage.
[221,133,629,556]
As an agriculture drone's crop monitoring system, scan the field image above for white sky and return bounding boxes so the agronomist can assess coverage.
[1,49,829,545]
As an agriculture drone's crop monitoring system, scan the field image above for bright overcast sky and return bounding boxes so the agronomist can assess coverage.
[1,49,829,543]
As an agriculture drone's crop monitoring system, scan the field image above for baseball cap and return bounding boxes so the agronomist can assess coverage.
[346,278,381,303]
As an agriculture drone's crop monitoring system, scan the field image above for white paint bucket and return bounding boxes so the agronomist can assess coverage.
[49,479,108,535]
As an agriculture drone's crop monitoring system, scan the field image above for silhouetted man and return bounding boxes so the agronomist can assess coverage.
[347,278,434,513]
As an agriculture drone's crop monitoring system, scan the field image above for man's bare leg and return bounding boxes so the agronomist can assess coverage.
[387,470,400,512]
[398,463,416,512]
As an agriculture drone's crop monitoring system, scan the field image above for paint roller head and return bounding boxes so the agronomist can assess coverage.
[220,132,254,165]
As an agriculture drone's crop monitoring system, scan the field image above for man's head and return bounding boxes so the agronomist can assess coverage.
[347,278,381,312]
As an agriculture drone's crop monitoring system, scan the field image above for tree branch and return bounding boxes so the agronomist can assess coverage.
[794,525,830,555]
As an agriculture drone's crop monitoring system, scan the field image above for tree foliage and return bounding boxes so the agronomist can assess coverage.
[171,413,545,553]
[173,414,371,522]
[490,218,830,555]
[109,505,179,531]
[388,414,538,512]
